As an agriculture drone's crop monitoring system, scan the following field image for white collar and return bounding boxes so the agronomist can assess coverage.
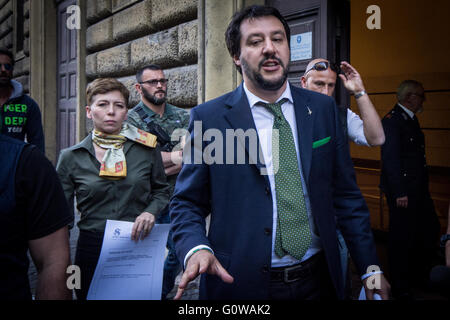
[397,103,415,119]
[243,81,293,108]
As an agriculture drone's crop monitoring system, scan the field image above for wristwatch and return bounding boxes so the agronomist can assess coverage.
[354,90,366,99]
[440,234,450,248]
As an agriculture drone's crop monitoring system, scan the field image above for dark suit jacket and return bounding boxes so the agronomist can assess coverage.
[170,83,379,300]
[380,104,429,199]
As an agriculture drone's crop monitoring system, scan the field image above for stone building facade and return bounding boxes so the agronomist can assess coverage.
[0,0,261,161]
[85,0,198,109]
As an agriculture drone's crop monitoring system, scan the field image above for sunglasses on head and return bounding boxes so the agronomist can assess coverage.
[304,61,340,75]
[0,63,13,71]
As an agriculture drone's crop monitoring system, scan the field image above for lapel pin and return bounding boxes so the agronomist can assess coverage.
[307,106,312,116]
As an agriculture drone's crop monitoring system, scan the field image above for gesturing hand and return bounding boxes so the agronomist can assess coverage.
[174,249,234,300]
[131,212,155,241]
[338,61,365,95]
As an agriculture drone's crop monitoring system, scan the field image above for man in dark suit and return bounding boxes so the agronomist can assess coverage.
[380,80,440,300]
[170,5,390,300]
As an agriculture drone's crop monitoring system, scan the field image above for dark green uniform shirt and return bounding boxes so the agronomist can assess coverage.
[127,102,190,195]
[56,134,170,233]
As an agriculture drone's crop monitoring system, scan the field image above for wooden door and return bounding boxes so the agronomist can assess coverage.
[57,0,78,154]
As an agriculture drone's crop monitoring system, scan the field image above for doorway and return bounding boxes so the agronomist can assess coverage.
[57,0,78,154]
[267,0,350,107]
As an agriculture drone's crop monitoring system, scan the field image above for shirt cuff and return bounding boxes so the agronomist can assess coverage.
[184,245,214,269]
[361,270,383,281]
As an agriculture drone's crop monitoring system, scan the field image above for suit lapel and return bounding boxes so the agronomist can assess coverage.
[291,85,313,185]
[223,84,269,184]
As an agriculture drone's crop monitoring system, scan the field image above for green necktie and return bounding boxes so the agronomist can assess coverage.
[259,98,311,260]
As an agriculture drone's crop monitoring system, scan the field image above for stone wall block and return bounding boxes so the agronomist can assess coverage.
[23,37,29,56]
[113,0,153,43]
[0,32,12,48]
[13,57,30,77]
[96,43,131,77]
[165,64,197,107]
[24,17,29,37]
[178,20,197,65]
[151,0,197,30]
[86,17,114,52]
[130,27,179,70]
[117,75,139,107]
[0,0,12,24]
[0,0,9,12]
[0,14,12,38]
[86,53,98,79]
[24,0,29,18]
[87,0,112,25]
[15,74,29,93]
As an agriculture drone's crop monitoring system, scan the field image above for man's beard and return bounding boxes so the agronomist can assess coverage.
[0,72,11,87]
[241,56,288,91]
[142,86,166,106]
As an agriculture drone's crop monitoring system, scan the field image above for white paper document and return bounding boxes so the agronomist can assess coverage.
[87,220,170,300]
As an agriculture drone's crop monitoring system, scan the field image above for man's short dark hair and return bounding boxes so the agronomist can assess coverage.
[136,64,163,82]
[225,5,291,72]
[0,48,14,66]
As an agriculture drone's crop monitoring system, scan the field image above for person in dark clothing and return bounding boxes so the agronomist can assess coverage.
[0,48,45,153]
[380,79,440,300]
[0,119,73,299]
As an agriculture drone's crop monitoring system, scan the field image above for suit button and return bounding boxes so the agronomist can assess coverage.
[264,228,271,235]
[261,265,269,273]
[265,187,271,195]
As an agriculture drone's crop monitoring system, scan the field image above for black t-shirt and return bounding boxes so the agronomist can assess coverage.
[0,144,73,300]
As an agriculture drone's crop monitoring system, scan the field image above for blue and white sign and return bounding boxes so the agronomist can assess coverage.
[290,32,312,61]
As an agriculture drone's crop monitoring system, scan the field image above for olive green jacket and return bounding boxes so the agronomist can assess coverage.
[56,133,170,233]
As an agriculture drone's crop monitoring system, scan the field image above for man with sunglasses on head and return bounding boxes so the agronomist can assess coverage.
[301,59,385,147]
[126,64,189,299]
[0,48,45,153]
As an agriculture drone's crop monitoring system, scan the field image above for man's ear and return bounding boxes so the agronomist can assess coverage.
[86,105,92,119]
[233,55,241,68]
[135,83,142,95]
[300,76,307,88]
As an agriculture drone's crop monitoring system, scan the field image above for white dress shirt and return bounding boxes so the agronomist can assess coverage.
[347,109,370,146]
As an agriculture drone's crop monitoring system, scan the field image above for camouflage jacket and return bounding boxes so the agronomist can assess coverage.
[126,101,190,192]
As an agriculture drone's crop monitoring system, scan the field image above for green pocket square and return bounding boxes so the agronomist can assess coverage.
[312,136,331,148]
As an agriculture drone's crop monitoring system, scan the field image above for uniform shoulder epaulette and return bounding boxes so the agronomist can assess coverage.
[384,110,395,120]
